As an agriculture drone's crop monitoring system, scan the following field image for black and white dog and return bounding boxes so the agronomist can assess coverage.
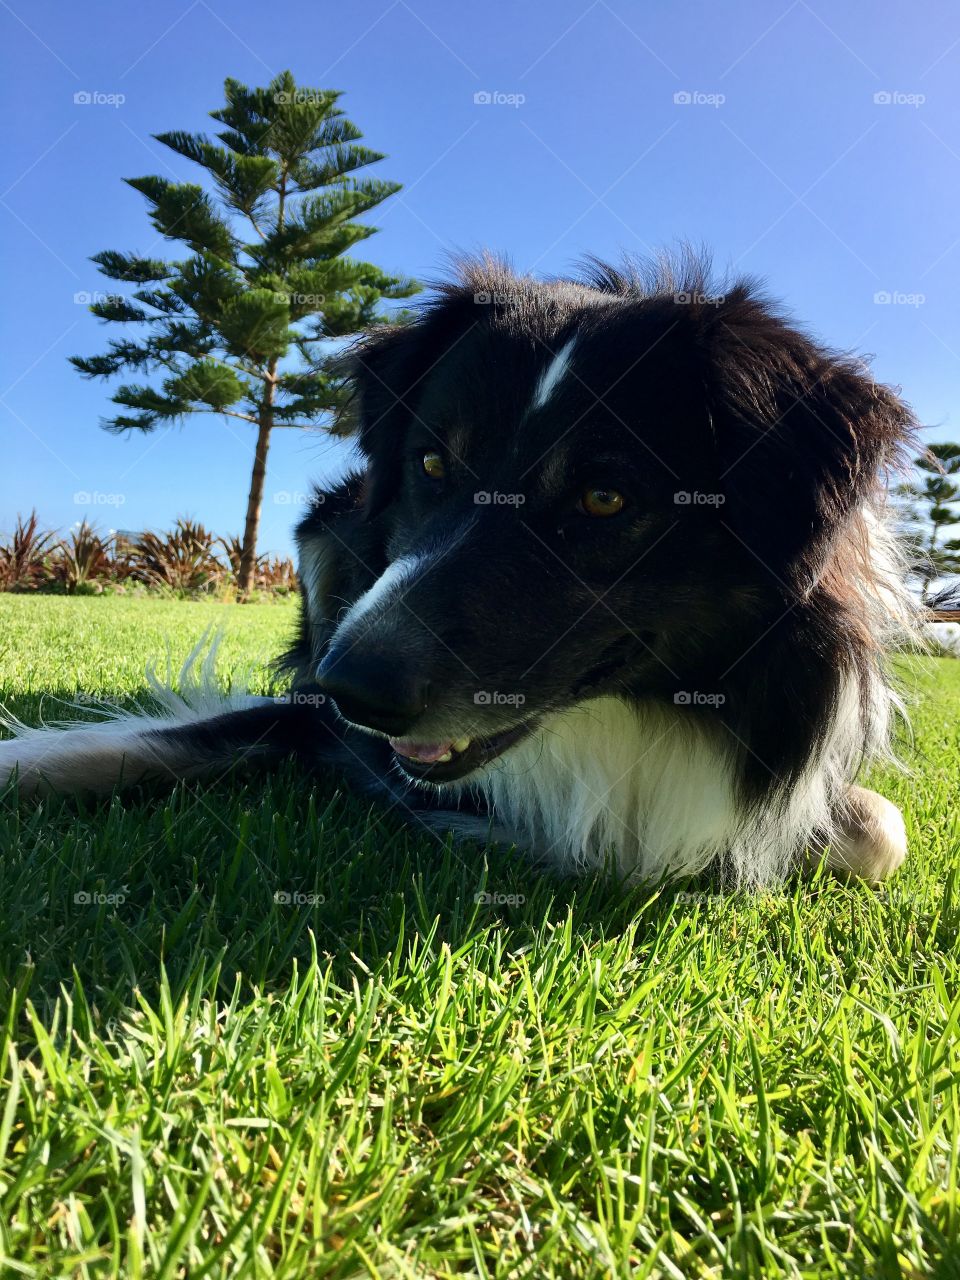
[2,256,919,886]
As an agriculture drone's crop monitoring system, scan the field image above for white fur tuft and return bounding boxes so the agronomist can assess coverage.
[530,337,576,412]
[441,672,888,888]
[0,630,270,796]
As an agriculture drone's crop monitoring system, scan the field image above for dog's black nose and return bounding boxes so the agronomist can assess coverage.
[316,650,429,735]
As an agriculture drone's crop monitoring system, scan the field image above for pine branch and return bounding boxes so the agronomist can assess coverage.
[92,250,173,282]
[125,176,238,258]
[89,297,151,323]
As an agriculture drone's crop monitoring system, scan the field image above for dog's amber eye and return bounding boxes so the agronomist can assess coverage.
[422,450,446,479]
[579,487,624,517]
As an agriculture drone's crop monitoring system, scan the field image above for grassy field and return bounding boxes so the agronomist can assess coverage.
[1,595,959,1279]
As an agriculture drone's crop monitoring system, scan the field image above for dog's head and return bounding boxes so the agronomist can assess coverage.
[316,256,914,784]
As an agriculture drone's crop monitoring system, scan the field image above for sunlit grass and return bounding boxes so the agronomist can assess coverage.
[1,595,958,1277]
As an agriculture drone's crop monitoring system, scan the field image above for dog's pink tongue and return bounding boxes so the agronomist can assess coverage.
[389,737,454,763]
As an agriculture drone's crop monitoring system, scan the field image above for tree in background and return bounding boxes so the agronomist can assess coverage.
[71,71,417,596]
[896,442,960,600]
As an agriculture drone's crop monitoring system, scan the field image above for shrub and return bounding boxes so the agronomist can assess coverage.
[131,519,223,594]
[0,511,57,591]
[219,535,297,594]
[260,555,297,594]
[54,521,115,593]
[0,513,298,598]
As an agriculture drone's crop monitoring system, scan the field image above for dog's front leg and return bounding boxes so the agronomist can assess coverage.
[812,784,908,883]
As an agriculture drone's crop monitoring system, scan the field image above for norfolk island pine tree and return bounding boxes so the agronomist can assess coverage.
[897,442,960,600]
[70,70,418,597]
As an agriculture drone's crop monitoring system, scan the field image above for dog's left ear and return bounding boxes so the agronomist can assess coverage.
[334,320,434,518]
[694,286,916,588]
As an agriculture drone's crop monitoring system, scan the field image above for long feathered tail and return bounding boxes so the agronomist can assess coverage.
[0,631,329,796]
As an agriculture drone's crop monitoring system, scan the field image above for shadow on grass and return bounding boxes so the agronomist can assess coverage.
[6,742,948,1037]
[0,755,709,1028]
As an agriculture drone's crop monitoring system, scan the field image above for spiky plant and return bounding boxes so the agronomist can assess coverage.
[132,519,223,595]
[55,521,114,593]
[0,512,58,591]
[260,554,298,593]
[218,533,263,582]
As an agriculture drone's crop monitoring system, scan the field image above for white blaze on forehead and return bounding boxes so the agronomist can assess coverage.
[337,553,423,630]
[531,336,576,412]
[333,518,477,638]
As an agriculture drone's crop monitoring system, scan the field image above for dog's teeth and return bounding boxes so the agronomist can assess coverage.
[436,751,453,763]
[452,737,472,753]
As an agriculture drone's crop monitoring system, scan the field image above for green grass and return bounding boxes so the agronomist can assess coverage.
[1,595,959,1279]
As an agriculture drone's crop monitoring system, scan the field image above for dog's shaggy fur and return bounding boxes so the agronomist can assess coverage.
[1,255,920,886]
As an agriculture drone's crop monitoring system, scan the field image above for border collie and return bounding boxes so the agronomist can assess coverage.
[1,255,919,887]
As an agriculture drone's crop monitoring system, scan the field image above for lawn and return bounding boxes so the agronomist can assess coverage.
[1,595,959,1279]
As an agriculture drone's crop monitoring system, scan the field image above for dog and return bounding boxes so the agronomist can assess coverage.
[1,254,919,887]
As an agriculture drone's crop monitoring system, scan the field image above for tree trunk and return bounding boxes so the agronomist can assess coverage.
[237,375,275,599]
[922,522,939,604]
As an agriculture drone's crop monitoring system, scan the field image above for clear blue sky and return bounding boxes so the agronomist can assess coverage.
[3,0,959,556]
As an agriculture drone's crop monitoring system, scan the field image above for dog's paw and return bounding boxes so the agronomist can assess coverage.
[822,785,907,884]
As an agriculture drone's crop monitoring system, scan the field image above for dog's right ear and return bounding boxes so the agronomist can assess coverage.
[334,321,433,518]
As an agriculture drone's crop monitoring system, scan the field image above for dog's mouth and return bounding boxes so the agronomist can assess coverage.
[389,722,533,783]
[383,636,650,784]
